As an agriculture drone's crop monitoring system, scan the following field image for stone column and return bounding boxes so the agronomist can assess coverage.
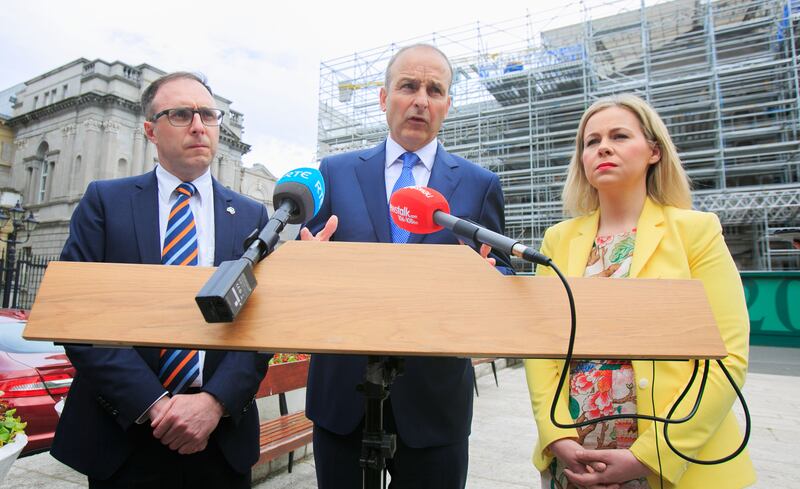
[78,118,102,194]
[11,137,29,192]
[144,138,155,173]
[132,127,144,176]
[100,120,120,180]
[213,154,222,181]
[54,124,77,199]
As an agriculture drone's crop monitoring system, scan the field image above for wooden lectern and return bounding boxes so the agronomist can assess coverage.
[23,240,727,488]
[24,240,726,359]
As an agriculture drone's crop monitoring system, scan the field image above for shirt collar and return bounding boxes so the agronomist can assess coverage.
[156,164,213,205]
[385,136,437,172]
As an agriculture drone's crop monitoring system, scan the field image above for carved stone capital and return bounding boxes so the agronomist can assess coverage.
[13,138,28,149]
[62,123,77,137]
[133,127,145,139]
[103,120,120,134]
[83,118,103,132]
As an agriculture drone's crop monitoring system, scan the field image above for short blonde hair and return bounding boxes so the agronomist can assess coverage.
[562,94,692,216]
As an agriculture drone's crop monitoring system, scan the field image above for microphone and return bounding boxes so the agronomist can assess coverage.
[389,186,551,266]
[195,167,325,323]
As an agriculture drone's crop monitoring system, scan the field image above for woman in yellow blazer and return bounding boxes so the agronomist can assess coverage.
[525,94,755,489]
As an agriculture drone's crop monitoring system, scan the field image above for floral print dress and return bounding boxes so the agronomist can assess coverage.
[541,230,650,489]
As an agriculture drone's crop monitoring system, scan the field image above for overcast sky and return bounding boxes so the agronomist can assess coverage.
[1,0,606,178]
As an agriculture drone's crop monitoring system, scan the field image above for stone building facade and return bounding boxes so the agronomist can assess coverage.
[0,84,27,257]
[3,58,276,255]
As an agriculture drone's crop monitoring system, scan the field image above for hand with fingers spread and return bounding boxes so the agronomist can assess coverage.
[563,448,650,488]
[151,392,224,455]
[300,215,338,241]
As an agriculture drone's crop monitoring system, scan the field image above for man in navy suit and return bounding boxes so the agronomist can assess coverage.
[301,44,513,489]
[51,72,270,489]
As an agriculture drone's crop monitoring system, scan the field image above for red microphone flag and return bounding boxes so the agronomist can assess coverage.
[389,187,450,234]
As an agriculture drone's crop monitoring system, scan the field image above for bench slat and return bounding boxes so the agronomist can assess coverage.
[257,360,310,397]
[255,360,313,469]
[259,426,314,463]
[261,422,312,443]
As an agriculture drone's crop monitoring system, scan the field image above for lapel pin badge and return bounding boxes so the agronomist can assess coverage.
[226,206,236,215]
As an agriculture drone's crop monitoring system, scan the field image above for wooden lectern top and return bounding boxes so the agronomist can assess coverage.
[24,241,726,359]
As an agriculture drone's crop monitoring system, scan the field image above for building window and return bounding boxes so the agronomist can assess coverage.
[62,84,68,99]
[43,92,49,105]
[33,96,38,109]
[117,158,128,178]
[38,161,51,203]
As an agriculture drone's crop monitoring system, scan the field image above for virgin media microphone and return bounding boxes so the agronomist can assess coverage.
[389,186,551,266]
[196,167,325,322]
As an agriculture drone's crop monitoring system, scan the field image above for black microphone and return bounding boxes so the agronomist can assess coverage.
[195,168,325,323]
[389,186,551,267]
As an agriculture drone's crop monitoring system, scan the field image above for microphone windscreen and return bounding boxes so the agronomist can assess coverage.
[274,168,325,224]
[389,186,450,234]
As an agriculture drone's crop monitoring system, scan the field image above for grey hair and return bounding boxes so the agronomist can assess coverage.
[384,43,454,91]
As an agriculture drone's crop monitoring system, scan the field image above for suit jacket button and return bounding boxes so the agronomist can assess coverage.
[638,378,649,389]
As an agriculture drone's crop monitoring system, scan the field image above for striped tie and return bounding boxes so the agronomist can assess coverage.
[390,152,420,243]
[161,182,199,266]
[158,182,200,394]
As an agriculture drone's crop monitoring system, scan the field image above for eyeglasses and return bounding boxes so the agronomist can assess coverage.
[150,107,225,127]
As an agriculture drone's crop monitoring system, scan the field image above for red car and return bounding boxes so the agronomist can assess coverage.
[0,309,73,455]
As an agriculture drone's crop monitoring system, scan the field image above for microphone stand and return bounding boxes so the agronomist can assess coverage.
[359,356,403,489]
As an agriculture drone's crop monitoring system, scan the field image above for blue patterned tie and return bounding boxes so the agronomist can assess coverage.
[161,183,198,266]
[390,152,420,243]
[159,182,200,394]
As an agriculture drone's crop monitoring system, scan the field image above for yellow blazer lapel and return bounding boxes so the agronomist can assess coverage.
[630,198,665,278]
[567,211,599,277]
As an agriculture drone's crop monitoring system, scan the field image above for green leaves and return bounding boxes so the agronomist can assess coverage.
[0,406,26,448]
[269,353,310,365]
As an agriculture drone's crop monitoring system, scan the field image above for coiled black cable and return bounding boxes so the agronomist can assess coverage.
[542,259,751,466]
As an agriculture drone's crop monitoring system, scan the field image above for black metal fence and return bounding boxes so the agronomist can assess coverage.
[0,250,58,310]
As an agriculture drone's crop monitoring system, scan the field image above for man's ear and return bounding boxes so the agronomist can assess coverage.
[144,120,157,144]
[379,87,387,112]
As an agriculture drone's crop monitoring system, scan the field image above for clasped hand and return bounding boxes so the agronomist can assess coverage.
[149,392,224,455]
[550,439,651,489]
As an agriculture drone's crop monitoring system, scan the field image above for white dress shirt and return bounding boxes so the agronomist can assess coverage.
[384,136,438,201]
[156,164,215,387]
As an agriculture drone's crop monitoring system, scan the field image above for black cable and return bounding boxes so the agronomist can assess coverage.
[543,259,751,467]
[663,359,751,465]
[547,262,709,428]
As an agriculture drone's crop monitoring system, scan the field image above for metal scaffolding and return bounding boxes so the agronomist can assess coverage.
[318,0,800,271]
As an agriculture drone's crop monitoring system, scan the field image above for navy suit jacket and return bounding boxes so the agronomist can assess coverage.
[50,170,270,479]
[304,141,512,448]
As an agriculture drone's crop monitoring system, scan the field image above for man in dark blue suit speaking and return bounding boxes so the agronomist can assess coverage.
[301,44,513,489]
[51,72,270,489]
